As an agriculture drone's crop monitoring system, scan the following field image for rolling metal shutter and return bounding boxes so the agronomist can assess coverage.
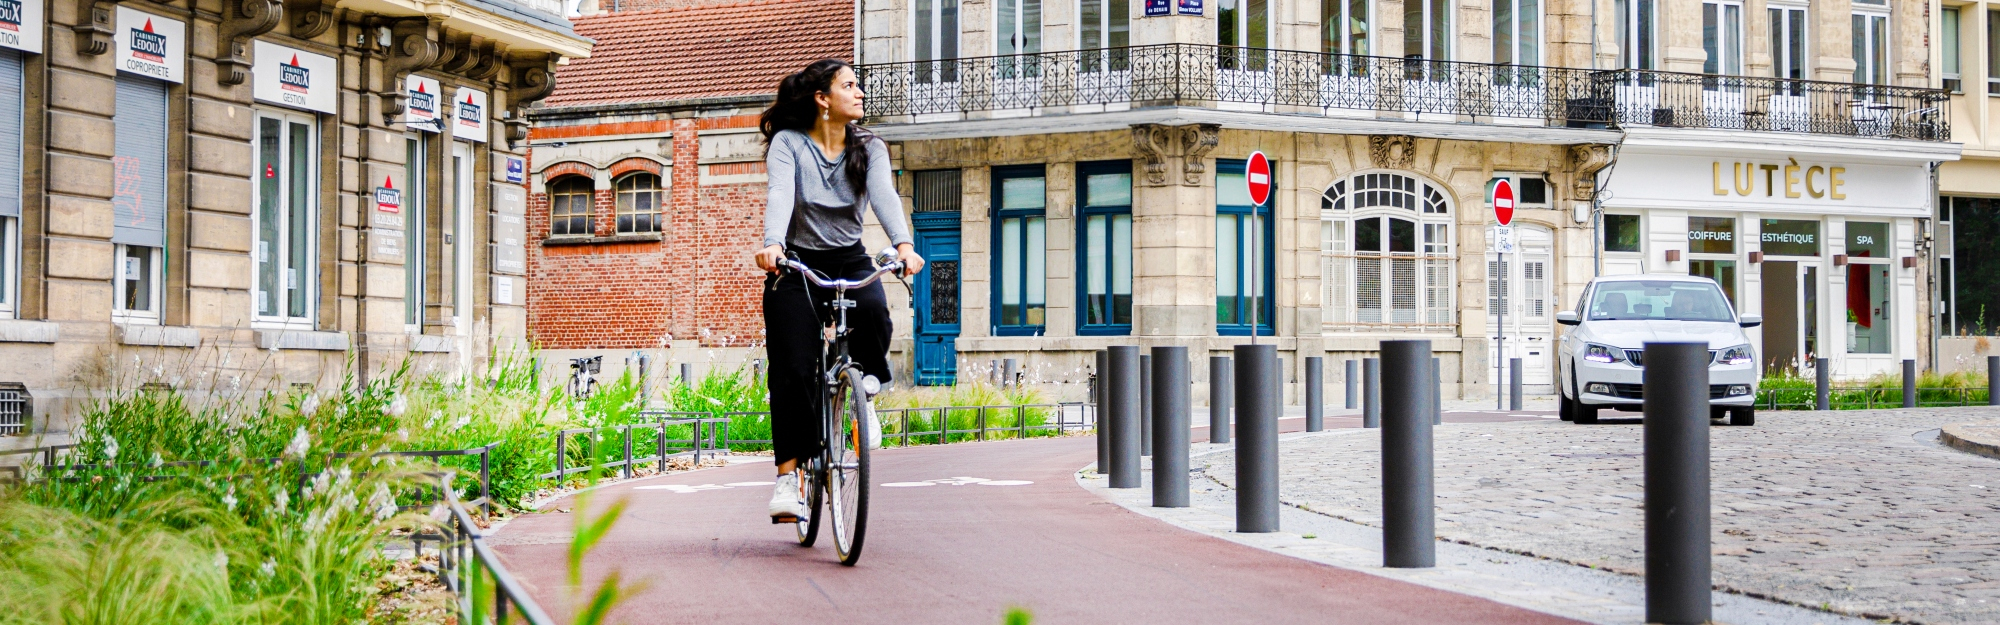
[0,51,23,218]
[113,74,168,246]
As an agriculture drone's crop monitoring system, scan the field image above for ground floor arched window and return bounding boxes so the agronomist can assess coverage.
[1321,172,1455,330]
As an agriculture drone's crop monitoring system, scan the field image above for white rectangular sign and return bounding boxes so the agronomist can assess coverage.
[252,41,336,114]
[452,87,489,143]
[0,0,45,53]
[114,8,184,83]
[1604,152,1931,218]
[406,75,442,132]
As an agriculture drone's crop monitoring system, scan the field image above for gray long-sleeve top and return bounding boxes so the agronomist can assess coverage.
[762,129,913,251]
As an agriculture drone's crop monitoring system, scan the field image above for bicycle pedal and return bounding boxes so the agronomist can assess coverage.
[771,514,801,524]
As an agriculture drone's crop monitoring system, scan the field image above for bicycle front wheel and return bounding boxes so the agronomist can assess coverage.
[826,367,871,566]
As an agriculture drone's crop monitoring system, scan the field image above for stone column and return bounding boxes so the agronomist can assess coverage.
[1810,0,1857,82]
[1045,161,1077,337]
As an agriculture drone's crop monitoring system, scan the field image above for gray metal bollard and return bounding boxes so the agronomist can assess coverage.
[1362,357,1382,428]
[1107,347,1143,489]
[1643,342,1712,625]
[1210,356,1233,444]
[1235,344,1280,533]
[1382,340,1436,568]
[1509,357,1523,411]
[1141,354,1154,457]
[1345,359,1359,410]
[1990,356,1999,407]
[1903,359,1918,408]
[1305,356,1324,432]
[1432,357,1443,426]
[1152,347,1191,508]
[1096,350,1110,473]
[753,358,763,384]
[1003,358,1018,388]
[1815,357,1830,411]
[990,360,999,385]
[680,363,692,385]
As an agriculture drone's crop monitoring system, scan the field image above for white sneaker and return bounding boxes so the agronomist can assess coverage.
[768,473,806,521]
[860,375,883,450]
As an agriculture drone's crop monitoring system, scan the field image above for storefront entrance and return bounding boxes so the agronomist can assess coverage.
[1759,260,1821,375]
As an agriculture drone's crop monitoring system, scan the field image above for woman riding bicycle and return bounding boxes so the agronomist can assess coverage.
[755,59,923,521]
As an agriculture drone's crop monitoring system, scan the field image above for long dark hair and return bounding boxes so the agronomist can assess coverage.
[761,59,871,197]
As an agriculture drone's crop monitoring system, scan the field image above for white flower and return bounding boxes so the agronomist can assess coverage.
[368,483,396,521]
[283,427,311,459]
[148,452,163,468]
[213,550,229,571]
[706,397,722,407]
[386,394,407,417]
[102,436,119,462]
[221,487,238,512]
[452,414,471,430]
[298,394,320,415]
[259,559,276,577]
[272,488,289,515]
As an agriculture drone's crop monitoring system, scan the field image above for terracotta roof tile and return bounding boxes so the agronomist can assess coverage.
[547,0,853,106]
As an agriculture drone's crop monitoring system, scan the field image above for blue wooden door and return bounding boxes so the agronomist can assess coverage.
[913,212,961,385]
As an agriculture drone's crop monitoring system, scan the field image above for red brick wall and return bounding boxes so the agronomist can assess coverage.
[525,116,768,349]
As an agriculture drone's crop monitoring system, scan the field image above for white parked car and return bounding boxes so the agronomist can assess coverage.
[1556,274,1761,426]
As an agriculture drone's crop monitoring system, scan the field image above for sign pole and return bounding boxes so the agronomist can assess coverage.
[1490,179,1516,411]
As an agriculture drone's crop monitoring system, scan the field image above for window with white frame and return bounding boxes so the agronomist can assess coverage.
[1079,0,1128,71]
[1218,0,1269,69]
[1845,221,1892,353]
[0,50,24,319]
[1615,0,1656,70]
[1701,0,1743,77]
[254,110,318,327]
[1850,2,1889,85]
[1492,173,1549,207]
[405,136,428,327]
[1324,0,1369,57]
[113,73,170,325]
[614,172,663,234]
[914,0,960,81]
[1404,0,1451,61]
[1492,0,1538,66]
[1942,7,1961,93]
[1769,4,1807,83]
[1322,172,1454,329]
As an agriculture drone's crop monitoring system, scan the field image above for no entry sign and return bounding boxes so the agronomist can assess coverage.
[1245,151,1271,207]
[1491,178,1515,226]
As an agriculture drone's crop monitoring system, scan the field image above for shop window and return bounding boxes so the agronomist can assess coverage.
[1219,160,1274,335]
[114,74,170,326]
[1492,0,1538,66]
[0,51,24,319]
[1615,0,1655,70]
[992,166,1046,335]
[1701,0,1743,78]
[405,136,428,326]
[1845,221,1891,354]
[1077,162,1131,334]
[614,172,662,234]
[1759,219,1820,257]
[1942,8,1961,93]
[1686,216,1737,306]
[549,176,594,236]
[1079,0,1129,72]
[1602,213,1641,253]
[1322,172,1451,329]
[254,110,318,328]
[1850,7,1889,86]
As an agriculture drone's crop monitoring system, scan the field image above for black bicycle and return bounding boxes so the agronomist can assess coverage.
[779,250,901,566]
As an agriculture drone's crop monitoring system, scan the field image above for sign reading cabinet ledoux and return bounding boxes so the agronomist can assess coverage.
[1608,152,1930,218]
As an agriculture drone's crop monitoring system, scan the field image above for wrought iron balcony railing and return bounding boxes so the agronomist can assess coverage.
[856,44,1951,142]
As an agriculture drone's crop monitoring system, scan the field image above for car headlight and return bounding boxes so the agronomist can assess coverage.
[1582,343,1622,364]
[1717,344,1754,366]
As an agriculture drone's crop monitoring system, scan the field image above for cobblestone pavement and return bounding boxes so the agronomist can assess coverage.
[1202,408,2000,624]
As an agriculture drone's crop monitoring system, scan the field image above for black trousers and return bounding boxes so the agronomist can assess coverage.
[763,243,894,467]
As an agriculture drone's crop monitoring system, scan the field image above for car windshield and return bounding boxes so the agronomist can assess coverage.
[1587,280,1735,322]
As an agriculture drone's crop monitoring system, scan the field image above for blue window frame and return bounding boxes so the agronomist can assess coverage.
[1076,161,1133,335]
[1216,158,1274,336]
[991,165,1046,336]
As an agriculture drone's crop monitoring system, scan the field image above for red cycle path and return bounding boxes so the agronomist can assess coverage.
[489,412,1574,624]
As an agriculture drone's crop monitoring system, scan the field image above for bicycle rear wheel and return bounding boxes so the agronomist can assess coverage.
[826,367,871,565]
[793,461,823,546]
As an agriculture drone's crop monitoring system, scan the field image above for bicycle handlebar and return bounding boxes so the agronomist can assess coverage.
[782,258,904,290]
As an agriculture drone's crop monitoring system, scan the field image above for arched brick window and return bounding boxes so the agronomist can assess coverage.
[615,173,663,234]
[549,176,594,236]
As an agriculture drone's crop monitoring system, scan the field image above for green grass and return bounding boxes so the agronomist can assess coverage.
[1757,370,1992,410]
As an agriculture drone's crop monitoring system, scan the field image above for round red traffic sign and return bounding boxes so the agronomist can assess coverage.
[1492,178,1515,226]
[1246,151,1271,207]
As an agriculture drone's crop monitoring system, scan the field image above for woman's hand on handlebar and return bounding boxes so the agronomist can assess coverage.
[895,243,925,278]
[754,244,785,274]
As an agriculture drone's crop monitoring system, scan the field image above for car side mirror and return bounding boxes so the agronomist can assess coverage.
[1738,314,1762,328]
[1556,311,1580,326]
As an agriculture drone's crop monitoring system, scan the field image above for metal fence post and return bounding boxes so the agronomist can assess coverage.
[1235,343,1279,533]
[622,427,634,479]
[1362,357,1382,429]
[1108,346,1143,489]
[1903,359,1918,408]
[1990,355,1999,406]
[638,354,651,403]
[1382,340,1435,568]
[1305,356,1324,432]
[1003,358,1018,388]
[1509,357,1523,411]
[1432,357,1443,426]
[680,363,692,386]
[1140,354,1154,457]
[1210,356,1232,444]
[1345,359,1359,410]
[1096,350,1111,472]
[1815,357,1831,410]
[1152,346,1190,508]
[1644,342,1712,625]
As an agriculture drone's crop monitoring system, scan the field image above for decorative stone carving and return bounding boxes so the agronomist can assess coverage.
[216,0,284,86]
[290,0,337,40]
[1568,144,1615,198]
[504,52,559,147]
[379,17,442,124]
[1178,124,1220,185]
[1369,135,1415,170]
[72,0,114,56]
[468,42,505,81]
[1131,124,1172,185]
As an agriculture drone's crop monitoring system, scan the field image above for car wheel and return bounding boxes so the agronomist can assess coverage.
[1710,406,1729,422]
[1559,392,1575,422]
[1573,402,1599,424]
[1731,407,1756,426]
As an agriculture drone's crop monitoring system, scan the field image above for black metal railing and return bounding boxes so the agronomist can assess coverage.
[857,44,1950,141]
[429,474,557,625]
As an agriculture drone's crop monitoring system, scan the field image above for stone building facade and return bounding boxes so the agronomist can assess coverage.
[0,0,587,434]
[1929,1,2000,371]
[854,0,1957,395]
